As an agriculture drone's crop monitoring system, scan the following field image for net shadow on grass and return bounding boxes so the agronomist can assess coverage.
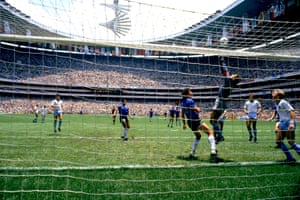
[176,155,234,164]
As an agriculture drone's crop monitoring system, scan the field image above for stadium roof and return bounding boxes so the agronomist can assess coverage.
[0,0,65,37]
[152,0,300,56]
[0,0,299,58]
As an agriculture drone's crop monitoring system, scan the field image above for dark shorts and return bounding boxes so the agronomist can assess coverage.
[120,116,129,125]
[187,119,203,132]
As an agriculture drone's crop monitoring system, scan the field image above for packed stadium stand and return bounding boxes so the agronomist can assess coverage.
[0,0,300,114]
[153,0,300,55]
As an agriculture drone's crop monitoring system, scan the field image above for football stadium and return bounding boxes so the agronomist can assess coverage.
[0,0,300,199]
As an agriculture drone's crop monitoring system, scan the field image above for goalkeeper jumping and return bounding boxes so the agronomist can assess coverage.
[210,58,240,143]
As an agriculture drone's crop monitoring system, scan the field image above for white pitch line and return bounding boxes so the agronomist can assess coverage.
[0,160,298,171]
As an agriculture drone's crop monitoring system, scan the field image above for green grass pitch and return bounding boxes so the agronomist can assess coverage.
[0,114,299,199]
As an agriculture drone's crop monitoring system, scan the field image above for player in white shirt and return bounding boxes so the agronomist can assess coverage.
[41,105,47,123]
[51,94,63,133]
[32,104,39,123]
[272,89,300,164]
[243,93,262,142]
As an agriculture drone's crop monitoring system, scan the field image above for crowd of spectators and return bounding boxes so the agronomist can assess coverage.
[1,45,299,119]
[1,45,300,89]
[2,96,299,121]
[0,97,173,116]
[22,70,164,88]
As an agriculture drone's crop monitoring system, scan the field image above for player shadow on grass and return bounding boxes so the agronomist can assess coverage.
[176,155,234,163]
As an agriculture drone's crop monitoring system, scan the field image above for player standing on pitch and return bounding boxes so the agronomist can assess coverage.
[167,106,176,128]
[51,94,63,133]
[243,93,262,142]
[268,107,281,148]
[149,108,154,122]
[175,106,181,126]
[118,99,134,141]
[41,105,47,123]
[112,105,117,125]
[272,89,300,164]
[210,57,240,143]
[32,104,39,123]
[181,88,221,163]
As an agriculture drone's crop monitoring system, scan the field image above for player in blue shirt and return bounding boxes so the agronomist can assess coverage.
[118,99,134,141]
[272,89,300,164]
[167,107,176,128]
[149,108,154,122]
[210,58,240,143]
[175,106,181,126]
[181,88,221,163]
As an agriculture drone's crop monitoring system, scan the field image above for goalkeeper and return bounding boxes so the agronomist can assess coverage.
[210,58,240,143]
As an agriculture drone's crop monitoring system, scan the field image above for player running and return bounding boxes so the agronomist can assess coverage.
[272,89,300,164]
[51,94,63,133]
[181,88,221,163]
[210,58,240,143]
[243,93,262,142]
[118,99,134,141]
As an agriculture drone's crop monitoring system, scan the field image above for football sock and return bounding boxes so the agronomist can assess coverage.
[190,139,200,155]
[247,127,252,136]
[218,121,224,138]
[212,122,220,138]
[208,136,216,154]
[280,142,294,160]
[54,120,57,130]
[291,143,300,155]
[123,128,128,138]
[58,120,62,129]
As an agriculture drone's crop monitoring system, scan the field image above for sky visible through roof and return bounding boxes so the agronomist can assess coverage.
[6,0,236,41]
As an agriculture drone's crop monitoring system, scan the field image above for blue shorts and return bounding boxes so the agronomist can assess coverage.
[247,112,257,120]
[279,120,296,131]
[53,110,62,117]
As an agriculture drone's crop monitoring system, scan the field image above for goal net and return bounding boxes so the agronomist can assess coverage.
[0,0,300,199]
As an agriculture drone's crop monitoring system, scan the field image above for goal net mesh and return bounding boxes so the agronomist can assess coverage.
[0,0,300,199]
